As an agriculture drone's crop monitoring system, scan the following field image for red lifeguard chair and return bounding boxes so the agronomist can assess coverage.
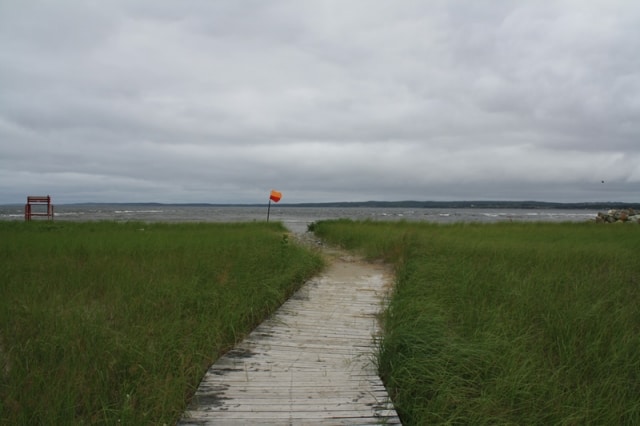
[25,195,54,221]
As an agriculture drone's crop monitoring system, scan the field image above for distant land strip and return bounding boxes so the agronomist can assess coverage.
[10,200,639,210]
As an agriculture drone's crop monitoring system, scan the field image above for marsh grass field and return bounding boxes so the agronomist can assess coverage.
[0,221,323,424]
[313,220,640,424]
[3,218,640,425]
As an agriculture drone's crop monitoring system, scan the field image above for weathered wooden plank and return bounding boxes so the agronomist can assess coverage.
[206,364,378,373]
[195,378,385,386]
[182,412,401,423]
[183,411,400,420]
[193,395,394,403]
[236,343,376,353]
[207,362,379,372]
[193,385,392,395]
[253,325,378,337]
[195,377,386,385]
[181,418,402,426]
[186,402,397,413]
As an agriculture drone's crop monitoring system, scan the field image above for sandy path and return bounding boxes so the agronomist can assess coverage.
[178,229,400,425]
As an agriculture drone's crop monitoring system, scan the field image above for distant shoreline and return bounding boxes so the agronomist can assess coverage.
[2,200,638,210]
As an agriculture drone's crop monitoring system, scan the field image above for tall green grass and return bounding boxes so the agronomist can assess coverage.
[314,219,640,425]
[0,221,323,424]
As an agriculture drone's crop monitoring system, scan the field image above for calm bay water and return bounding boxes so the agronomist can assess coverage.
[1,204,599,234]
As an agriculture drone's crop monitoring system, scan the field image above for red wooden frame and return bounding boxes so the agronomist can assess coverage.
[25,195,54,221]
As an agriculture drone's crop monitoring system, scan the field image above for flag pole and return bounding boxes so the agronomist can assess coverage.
[267,198,272,222]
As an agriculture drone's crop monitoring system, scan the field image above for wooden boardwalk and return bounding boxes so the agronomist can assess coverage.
[179,249,401,425]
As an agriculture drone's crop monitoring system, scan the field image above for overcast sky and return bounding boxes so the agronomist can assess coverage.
[1,1,639,204]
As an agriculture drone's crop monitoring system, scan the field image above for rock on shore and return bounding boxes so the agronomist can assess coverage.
[596,209,640,223]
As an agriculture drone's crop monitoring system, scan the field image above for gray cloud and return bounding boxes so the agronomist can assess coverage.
[1,0,639,204]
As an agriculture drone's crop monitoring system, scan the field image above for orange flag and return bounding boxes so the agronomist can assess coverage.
[269,190,282,203]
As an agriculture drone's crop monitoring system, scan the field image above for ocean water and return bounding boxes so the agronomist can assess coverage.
[1,204,599,234]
